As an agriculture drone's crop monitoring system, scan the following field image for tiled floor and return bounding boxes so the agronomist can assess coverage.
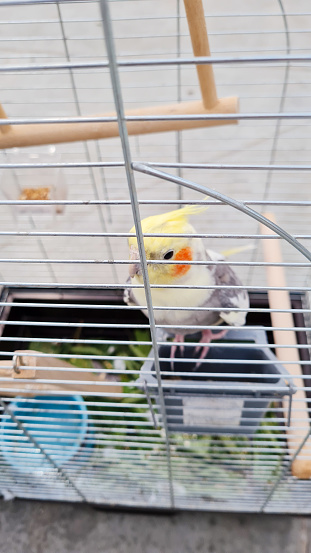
[0,0,310,291]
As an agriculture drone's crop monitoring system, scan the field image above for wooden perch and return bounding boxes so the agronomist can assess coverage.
[0,104,11,135]
[0,98,238,149]
[0,350,122,398]
[261,213,311,479]
[184,0,218,109]
[0,0,238,149]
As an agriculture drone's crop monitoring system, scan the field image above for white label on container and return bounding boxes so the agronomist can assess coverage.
[182,396,244,428]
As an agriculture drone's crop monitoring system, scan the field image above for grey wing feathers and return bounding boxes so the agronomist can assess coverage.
[123,277,138,307]
[206,249,249,326]
[124,277,149,319]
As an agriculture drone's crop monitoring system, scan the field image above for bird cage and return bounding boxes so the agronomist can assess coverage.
[0,0,310,514]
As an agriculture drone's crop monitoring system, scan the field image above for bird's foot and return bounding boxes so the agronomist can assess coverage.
[194,328,228,369]
[170,334,185,371]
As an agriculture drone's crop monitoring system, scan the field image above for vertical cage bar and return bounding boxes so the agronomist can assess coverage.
[99,0,175,508]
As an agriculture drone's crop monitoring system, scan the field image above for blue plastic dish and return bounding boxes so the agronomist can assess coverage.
[0,395,89,474]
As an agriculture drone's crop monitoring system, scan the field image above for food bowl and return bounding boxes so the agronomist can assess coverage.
[139,328,296,435]
[0,394,89,473]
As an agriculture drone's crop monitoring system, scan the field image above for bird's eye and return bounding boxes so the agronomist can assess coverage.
[163,250,174,260]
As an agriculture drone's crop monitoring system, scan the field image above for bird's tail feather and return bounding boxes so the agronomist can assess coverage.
[221,244,255,258]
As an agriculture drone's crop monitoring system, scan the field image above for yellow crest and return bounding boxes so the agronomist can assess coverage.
[129,201,209,247]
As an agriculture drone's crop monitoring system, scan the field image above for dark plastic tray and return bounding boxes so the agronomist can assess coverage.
[138,328,296,436]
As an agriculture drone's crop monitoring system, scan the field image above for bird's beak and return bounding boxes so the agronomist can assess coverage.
[129,262,142,278]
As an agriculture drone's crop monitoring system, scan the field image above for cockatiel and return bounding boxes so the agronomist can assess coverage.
[124,203,249,367]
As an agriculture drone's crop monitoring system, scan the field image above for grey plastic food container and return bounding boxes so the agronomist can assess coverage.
[138,328,296,436]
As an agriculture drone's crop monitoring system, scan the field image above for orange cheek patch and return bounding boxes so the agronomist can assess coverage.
[173,247,193,277]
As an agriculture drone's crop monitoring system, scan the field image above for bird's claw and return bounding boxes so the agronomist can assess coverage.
[170,335,185,371]
[194,345,210,369]
[194,328,228,369]
[169,329,228,371]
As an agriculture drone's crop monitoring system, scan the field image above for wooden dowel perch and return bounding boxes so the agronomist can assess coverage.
[183,0,218,109]
[261,213,311,479]
[0,98,238,150]
[0,104,11,135]
[0,350,122,398]
[0,0,238,150]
